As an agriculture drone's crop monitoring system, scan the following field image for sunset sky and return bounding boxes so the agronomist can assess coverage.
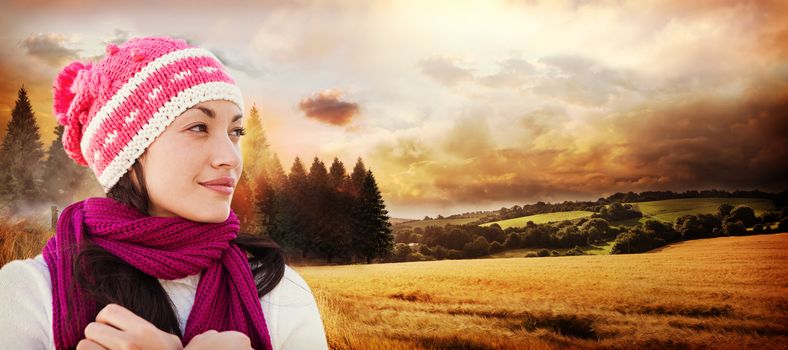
[0,0,786,218]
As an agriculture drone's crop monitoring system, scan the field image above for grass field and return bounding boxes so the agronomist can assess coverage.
[632,197,776,223]
[295,233,788,349]
[396,214,489,229]
[480,211,596,229]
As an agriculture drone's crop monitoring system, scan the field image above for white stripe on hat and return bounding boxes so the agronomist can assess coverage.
[81,47,220,158]
[97,81,244,192]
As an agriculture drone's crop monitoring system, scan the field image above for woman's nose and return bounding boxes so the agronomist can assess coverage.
[210,133,242,169]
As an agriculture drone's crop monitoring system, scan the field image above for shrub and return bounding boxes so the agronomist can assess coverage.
[611,227,666,254]
[592,202,642,221]
[525,252,538,258]
[537,249,550,257]
[717,203,734,218]
[447,249,464,260]
[463,236,490,258]
[550,250,560,256]
[503,232,524,249]
[489,241,505,254]
[725,206,757,228]
[674,214,722,240]
[393,243,413,261]
[778,218,788,232]
[564,245,585,256]
[431,245,448,260]
[722,220,747,236]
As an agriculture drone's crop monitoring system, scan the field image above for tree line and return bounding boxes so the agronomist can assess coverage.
[216,104,394,263]
[460,189,787,226]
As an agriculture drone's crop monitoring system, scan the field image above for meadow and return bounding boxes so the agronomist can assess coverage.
[397,213,489,229]
[295,233,788,349]
[480,211,595,230]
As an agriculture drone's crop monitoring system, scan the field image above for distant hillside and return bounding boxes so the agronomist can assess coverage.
[481,198,775,230]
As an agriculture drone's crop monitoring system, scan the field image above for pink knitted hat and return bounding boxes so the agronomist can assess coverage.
[52,36,244,193]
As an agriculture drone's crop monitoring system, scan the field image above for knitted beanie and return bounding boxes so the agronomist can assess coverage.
[52,36,244,193]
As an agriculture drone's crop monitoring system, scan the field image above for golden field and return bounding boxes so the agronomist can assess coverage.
[294,233,788,350]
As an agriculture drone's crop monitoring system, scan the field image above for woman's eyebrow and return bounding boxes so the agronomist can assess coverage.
[192,106,243,122]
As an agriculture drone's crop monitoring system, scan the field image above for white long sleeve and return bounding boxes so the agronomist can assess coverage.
[0,254,329,350]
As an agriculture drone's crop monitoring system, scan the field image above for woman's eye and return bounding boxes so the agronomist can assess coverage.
[189,124,208,133]
[232,127,247,137]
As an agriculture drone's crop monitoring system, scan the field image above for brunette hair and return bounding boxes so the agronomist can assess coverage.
[72,160,285,338]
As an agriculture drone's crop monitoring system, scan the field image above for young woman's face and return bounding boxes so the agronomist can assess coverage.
[133,99,245,223]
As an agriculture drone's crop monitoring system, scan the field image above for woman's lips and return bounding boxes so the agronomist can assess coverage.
[200,183,233,195]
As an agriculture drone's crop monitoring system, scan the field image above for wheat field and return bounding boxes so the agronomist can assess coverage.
[294,233,788,350]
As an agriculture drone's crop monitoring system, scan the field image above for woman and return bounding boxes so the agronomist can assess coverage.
[0,36,329,350]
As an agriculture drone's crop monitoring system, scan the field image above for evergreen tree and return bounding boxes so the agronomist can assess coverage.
[230,173,258,233]
[240,103,273,184]
[269,157,311,257]
[352,170,393,263]
[253,171,277,236]
[327,157,353,261]
[41,124,93,208]
[349,157,366,197]
[267,153,288,191]
[307,157,338,262]
[328,157,349,192]
[233,104,274,234]
[0,86,46,215]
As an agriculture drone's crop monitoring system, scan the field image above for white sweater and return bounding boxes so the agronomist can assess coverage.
[0,254,329,350]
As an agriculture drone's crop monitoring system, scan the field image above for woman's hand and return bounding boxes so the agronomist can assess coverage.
[77,303,183,350]
[184,330,253,350]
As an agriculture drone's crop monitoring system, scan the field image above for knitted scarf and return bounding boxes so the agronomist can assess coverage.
[42,197,272,350]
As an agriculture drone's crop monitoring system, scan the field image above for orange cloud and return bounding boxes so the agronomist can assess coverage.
[298,89,360,127]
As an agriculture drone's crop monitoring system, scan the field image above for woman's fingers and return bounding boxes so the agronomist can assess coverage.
[88,303,183,350]
[83,321,126,350]
[95,303,151,332]
[76,338,109,350]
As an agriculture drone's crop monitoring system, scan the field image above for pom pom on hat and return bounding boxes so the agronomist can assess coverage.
[53,61,92,126]
[53,60,95,167]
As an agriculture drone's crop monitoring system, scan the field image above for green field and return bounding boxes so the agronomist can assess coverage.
[395,213,488,229]
[632,197,775,223]
[479,210,595,229]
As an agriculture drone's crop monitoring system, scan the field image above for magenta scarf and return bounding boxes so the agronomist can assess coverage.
[42,197,272,350]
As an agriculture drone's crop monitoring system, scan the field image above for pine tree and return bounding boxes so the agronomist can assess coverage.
[328,157,349,191]
[230,173,258,233]
[41,124,94,208]
[267,153,288,191]
[0,86,46,215]
[349,157,367,197]
[269,157,311,257]
[254,172,277,236]
[232,104,275,235]
[327,157,353,261]
[241,103,273,184]
[353,170,394,263]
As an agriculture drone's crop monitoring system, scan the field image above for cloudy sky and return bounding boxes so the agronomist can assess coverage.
[0,0,786,218]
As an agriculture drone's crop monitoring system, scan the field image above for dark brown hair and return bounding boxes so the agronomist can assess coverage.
[72,159,285,337]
